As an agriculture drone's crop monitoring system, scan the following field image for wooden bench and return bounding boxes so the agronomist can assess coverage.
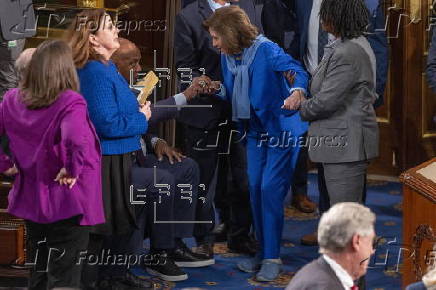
[0,178,26,267]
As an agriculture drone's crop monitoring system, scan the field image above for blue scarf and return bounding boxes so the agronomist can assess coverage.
[225,35,270,121]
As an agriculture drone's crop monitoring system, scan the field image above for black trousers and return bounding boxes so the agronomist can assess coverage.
[215,139,252,243]
[183,125,221,243]
[291,137,309,197]
[140,154,200,239]
[26,217,89,290]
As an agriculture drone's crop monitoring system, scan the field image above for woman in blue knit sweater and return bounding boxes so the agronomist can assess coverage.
[65,9,152,288]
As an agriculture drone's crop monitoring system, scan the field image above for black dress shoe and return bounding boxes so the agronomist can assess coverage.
[213,223,227,242]
[96,275,153,290]
[145,251,188,281]
[170,244,214,267]
[193,242,215,260]
[228,238,258,256]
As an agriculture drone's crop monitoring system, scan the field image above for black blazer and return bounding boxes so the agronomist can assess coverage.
[174,0,262,129]
[261,0,297,56]
[426,28,436,92]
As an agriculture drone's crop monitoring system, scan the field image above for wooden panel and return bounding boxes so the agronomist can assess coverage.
[401,0,436,170]
[369,0,436,175]
[402,186,436,287]
[0,219,26,266]
[369,3,405,175]
[114,1,166,71]
[401,158,436,287]
[0,180,12,209]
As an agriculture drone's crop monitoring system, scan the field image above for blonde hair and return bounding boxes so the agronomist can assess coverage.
[20,40,79,109]
[203,6,258,54]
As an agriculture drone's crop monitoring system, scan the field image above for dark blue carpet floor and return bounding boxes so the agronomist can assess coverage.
[132,173,403,289]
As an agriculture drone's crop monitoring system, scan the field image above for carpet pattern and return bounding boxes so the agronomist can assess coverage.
[130,173,403,290]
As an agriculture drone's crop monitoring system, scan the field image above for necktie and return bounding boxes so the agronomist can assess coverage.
[318,20,329,64]
[351,286,359,290]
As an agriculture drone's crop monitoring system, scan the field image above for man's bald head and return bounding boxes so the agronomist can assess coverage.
[114,38,138,56]
[111,37,142,82]
[15,48,36,81]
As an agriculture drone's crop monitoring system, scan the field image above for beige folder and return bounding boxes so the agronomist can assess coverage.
[136,71,159,105]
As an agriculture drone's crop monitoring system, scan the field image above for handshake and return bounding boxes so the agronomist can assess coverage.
[183,75,222,100]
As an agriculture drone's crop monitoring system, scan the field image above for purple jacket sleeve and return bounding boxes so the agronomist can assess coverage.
[61,102,94,178]
[0,102,13,172]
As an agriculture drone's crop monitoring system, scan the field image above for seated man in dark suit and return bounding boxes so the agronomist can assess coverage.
[109,38,214,283]
[286,202,376,290]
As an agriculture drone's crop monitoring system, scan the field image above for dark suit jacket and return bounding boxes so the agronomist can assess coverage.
[148,96,178,133]
[286,257,344,290]
[426,28,436,92]
[405,282,427,290]
[292,0,388,108]
[131,89,178,149]
[174,0,262,129]
[261,0,296,56]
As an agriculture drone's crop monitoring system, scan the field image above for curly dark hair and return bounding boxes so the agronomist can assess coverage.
[320,0,370,40]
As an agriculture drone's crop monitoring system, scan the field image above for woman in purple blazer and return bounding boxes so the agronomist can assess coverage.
[0,40,104,289]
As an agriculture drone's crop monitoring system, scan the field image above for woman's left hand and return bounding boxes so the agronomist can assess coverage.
[54,168,77,189]
[282,90,305,110]
[3,165,18,176]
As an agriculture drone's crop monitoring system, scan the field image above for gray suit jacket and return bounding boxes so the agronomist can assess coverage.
[286,257,344,290]
[300,36,379,163]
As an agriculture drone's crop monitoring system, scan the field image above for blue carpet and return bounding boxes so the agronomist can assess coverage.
[131,173,403,289]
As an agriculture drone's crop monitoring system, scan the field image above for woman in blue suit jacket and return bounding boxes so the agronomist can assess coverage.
[204,6,309,281]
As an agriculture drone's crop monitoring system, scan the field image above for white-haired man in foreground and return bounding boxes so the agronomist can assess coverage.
[286,202,376,290]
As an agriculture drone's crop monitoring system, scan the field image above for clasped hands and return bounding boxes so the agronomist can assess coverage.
[183,75,221,100]
[281,71,306,111]
[282,89,306,111]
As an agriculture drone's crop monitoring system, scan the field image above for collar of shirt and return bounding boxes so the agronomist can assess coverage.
[326,37,341,48]
[323,254,354,290]
[207,0,231,11]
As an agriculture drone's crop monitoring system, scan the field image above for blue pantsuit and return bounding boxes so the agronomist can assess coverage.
[220,38,309,259]
[246,132,301,258]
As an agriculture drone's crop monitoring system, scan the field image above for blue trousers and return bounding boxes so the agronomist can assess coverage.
[246,132,301,259]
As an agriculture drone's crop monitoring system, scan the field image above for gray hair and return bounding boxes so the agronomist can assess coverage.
[15,48,36,79]
[318,202,376,254]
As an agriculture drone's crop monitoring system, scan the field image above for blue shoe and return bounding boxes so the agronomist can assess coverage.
[255,259,282,281]
[237,255,262,273]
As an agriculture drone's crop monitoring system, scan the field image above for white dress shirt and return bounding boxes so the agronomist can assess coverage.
[304,0,335,75]
[323,254,354,290]
[207,0,230,11]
